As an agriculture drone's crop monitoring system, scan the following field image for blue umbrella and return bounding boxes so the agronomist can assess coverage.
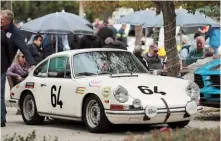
[117,10,156,27]
[150,9,219,27]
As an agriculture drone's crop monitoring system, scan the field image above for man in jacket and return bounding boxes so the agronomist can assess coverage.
[28,35,44,64]
[1,10,35,127]
[116,24,127,46]
[142,44,162,70]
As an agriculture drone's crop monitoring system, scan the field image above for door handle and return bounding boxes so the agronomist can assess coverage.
[41,84,47,87]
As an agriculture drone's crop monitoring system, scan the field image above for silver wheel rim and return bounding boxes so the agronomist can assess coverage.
[23,95,35,120]
[86,99,101,128]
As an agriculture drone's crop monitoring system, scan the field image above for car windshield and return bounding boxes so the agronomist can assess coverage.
[73,51,147,77]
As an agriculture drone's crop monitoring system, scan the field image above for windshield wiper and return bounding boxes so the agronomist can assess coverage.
[75,72,97,76]
[97,72,112,76]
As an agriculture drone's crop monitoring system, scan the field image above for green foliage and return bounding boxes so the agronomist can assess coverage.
[125,127,220,141]
[1,1,79,22]
[3,130,59,141]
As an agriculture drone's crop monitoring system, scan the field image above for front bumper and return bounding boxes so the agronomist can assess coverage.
[105,106,202,124]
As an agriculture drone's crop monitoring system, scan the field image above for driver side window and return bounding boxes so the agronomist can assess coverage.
[33,61,49,77]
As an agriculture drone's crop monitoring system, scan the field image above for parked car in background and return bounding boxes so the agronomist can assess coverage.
[194,58,220,108]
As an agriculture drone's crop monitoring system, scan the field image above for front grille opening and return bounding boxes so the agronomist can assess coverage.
[210,75,220,89]
[194,74,204,88]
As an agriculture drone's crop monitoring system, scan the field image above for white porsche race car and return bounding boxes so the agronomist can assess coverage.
[9,48,202,133]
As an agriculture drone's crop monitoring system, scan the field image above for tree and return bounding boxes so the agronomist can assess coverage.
[154,1,179,77]
[1,1,79,21]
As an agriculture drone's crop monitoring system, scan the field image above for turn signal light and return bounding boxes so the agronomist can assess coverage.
[110,104,124,110]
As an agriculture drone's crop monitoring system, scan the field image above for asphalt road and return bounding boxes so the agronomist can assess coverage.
[1,107,220,141]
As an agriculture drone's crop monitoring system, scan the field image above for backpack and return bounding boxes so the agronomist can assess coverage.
[181,45,190,54]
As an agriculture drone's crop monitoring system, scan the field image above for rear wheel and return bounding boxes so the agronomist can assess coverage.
[21,93,45,125]
[83,95,111,133]
[167,120,190,128]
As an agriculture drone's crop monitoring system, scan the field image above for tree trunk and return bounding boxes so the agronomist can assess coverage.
[134,25,143,50]
[155,1,180,77]
[79,1,84,18]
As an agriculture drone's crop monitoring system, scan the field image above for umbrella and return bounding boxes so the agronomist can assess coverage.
[117,10,156,27]
[20,11,94,35]
[20,11,94,52]
[150,9,219,27]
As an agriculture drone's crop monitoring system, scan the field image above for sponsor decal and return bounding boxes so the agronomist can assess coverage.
[25,82,35,89]
[89,80,101,87]
[102,87,111,97]
[76,87,85,94]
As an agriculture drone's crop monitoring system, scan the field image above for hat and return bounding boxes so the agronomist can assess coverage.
[149,44,158,51]
[105,37,114,45]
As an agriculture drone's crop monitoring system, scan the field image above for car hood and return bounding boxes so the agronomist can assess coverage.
[195,59,220,75]
[79,74,191,108]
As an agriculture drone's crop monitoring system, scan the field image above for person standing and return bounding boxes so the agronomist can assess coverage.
[28,35,44,64]
[142,44,162,70]
[205,26,220,54]
[1,10,35,127]
[116,24,128,46]
[186,36,206,65]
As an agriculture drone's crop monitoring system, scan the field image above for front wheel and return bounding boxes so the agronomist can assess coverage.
[167,120,190,128]
[83,95,111,133]
[21,93,45,125]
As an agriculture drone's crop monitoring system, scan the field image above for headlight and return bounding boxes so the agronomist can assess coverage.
[114,85,129,103]
[186,82,200,99]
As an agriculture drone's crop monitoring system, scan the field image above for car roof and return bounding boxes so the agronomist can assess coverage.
[47,48,130,58]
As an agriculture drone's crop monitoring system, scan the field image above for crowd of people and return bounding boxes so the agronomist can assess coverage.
[1,9,220,127]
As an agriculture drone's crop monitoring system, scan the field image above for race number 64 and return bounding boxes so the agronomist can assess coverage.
[51,85,63,108]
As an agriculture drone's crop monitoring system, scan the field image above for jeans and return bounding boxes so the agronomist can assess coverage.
[1,73,6,124]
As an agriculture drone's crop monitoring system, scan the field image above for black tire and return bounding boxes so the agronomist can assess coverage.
[21,93,45,125]
[167,120,190,128]
[83,95,111,133]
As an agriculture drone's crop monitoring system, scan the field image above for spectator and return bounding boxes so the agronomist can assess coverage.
[103,37,127,50]
[28,35,44,64]
[186,36,205,65]
[180,35,191,60]
[108,19,117,39]
[116,24,128,46]
[68,34,80,50]
[133,47,147,69]
[97,26,114,46]
[203,47,215,58]
[6,53,29,85]
[43,35,63,57]
[1,10,35,127]
[205,26,220,54]
[1,31,15,127]
[93,18,100,29]
[194,32,201,39]
[79,35,99,49]
[142,44,162,70]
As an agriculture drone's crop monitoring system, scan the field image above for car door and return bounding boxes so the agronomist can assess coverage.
[43,56,77,117]
[32,60,51,113]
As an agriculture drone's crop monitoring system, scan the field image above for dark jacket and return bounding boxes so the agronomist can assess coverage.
[79,35,101,49]
[116,28,127,46]
[2,24,35,66]
[1,30,15,74]
[108,26,117,39]
[142,54,162,70]
[28,43,45,64]
[43,35,63,57]
[97,26,114,46]
[102,40,127,50]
